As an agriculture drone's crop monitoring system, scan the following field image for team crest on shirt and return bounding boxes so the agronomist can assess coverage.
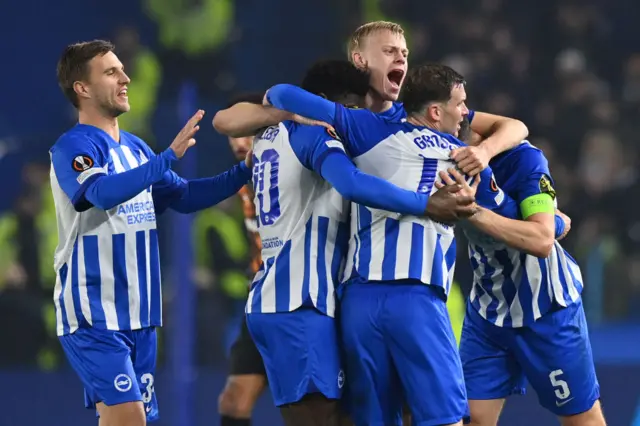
[72,154,94,172]
[538,174,556,199]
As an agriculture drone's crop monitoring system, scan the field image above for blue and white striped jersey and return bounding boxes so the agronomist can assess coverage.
[330,105,505,297]
[50,124,185,336]
[464,142,584,327]
[246,122,350,317]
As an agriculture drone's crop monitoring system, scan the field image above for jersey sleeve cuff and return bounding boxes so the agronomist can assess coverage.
[239,160,251,174]
[467,110,475,124]
[162,148,178,162]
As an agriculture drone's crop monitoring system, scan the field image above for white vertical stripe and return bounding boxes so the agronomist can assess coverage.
[508,250,524,327]
[368,213,386,279]
[245,291,253,314]
[484,250,507,326]
[62,260,78,332]
[110,148,126,173]
[121,145,140,169]
[469,285,477,303]
[395,222,412,277]
[324,220,339,315]
[146,230,152,325]
[525,255,543,320]
[288,239,304,311]
[351,206,361,277]
[509,249,523,291]
[471,248,491,318]
[440,235,454,293]
[77,237,93,325]
[548,245,566,308]
[263,263,276,313]
[468,246,478,303]
[546,259,554,306]
[53,273,64,336]
[344,208,358,283]
[420,227,437,283]
[138,150,149,164]
[98,233,119,329]
[126,232,142,329]
[509,296,524,328]
[557,248,580,303]
[308,217,320,305]
[567,258,583,303]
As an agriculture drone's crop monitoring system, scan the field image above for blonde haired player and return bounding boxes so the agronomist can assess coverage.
[346,20,528,175]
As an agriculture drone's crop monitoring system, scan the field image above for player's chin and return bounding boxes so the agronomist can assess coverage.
[117,103,131,114]
[384,89,400,101]
[111,104,130,118]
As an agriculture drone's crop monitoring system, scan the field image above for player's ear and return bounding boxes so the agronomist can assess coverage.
[426,103,440,122]
[352,52,367,69]
[73,80,91,101]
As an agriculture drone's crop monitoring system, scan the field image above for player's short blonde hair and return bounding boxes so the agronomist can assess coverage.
[348,21,405,60]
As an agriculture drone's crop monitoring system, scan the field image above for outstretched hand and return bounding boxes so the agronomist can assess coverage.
[170,110,204,159]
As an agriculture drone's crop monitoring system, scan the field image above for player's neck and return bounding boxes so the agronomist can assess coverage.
[78,108,120,142]
[365,92,393,113]
[406,114,442,132]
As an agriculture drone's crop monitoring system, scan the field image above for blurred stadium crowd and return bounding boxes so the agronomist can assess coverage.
[1,0,639,371]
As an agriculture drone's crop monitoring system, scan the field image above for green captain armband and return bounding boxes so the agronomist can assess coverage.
[519,193,555,219]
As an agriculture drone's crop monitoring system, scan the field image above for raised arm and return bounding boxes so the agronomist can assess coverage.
[83,150,177,211]
[51,134,176,212]
[152,161,253,215]
[213,103,293,137]
[468,111,529,156]
[266,84,338,124]
[451,110,529,176]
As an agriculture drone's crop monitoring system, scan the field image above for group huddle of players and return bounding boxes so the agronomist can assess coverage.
[49,19,606,426]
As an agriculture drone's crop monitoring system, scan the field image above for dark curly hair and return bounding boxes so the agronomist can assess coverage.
[301,59,370,101]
